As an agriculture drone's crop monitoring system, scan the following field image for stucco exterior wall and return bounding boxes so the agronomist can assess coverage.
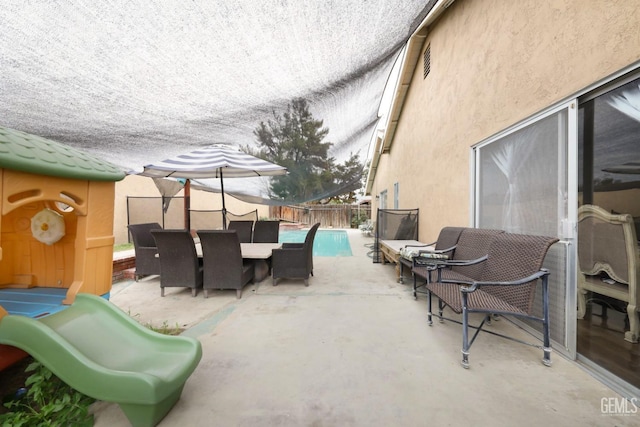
[372,0,640,242]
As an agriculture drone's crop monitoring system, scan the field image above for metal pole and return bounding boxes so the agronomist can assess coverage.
[220,170,227,229]
[184,179,191,230]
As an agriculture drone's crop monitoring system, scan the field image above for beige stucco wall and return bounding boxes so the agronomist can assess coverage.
[113,175,270,245]
[372,0,640,242]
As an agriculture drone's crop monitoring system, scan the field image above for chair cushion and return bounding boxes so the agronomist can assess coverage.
[400,246,440,261]
[413,252,449,264]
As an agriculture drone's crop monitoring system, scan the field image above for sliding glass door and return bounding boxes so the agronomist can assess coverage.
[577,75,640,390]
[472,74,640,394]
[472,102,577,357]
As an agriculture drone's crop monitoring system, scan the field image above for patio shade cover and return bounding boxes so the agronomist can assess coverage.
[0,0,436,204]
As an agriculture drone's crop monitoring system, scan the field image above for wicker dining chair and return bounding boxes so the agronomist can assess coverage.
[272,223,320,286]
[151,229,203,297]
[252,220,280,243]
[127,222,162,281]
[227,220,254,243]
[197,230,254,298]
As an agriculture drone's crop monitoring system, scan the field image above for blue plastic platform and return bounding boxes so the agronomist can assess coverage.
[0,288,109,318]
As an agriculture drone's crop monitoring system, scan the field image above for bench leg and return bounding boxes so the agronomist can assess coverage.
[427,290,433,326]
[461,297,470,369]
[542,317,552,367]
[438,299,445,323]
[542,322,552,366]
[542,276,552,366]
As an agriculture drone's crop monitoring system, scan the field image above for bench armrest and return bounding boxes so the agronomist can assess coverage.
[439,254,488,267]
[461,269,550,293]
[404,240,437,249]
[415,254,488,269]
[418,244,457,256]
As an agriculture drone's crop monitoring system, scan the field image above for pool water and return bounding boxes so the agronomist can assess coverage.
[279,229,352,257]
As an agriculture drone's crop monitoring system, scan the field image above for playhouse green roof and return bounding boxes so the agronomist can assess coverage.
[0,126,125,182]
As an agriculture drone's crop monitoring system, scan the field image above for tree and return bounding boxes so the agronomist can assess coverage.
[251,99,364,203]
[327,152,366,204]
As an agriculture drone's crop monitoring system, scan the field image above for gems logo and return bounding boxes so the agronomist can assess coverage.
[601,397,638,416]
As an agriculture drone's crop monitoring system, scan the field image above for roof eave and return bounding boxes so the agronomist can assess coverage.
[368,0,456,192]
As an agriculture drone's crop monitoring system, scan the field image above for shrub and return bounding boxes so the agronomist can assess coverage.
[0,361,94,427]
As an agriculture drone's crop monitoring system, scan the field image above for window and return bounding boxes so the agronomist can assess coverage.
[379,190,387,209]
[475,110,569,237]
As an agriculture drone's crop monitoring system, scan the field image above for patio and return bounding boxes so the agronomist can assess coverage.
[94,229,634,426]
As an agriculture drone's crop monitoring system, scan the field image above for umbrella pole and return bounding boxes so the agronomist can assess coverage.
[184,179,191,231]
[220,170,227,230]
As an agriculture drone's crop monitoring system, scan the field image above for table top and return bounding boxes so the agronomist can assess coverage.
[239,243,282,259]
[194,242,281,259]
[379,240,429,253]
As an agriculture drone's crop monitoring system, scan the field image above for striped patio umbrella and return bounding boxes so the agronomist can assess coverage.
[140,145,287,229]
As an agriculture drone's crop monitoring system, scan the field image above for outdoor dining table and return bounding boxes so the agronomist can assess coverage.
[194,241,282,282]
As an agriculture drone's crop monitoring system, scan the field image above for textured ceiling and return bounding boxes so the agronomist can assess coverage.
[0,1,432,201]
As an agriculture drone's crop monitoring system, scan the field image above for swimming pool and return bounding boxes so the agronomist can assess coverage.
[279,229,352,257]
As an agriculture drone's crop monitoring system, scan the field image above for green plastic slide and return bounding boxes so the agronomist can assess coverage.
[0,293,202,427]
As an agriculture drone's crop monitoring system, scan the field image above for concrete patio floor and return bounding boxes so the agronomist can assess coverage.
[94,229,636,426]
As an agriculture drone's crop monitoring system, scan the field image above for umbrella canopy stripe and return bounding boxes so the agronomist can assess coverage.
[139,145,287,229]
[140,145,287,179]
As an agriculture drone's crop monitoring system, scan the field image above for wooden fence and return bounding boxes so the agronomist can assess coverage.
[126,196,371,230]
[269,204,371,229]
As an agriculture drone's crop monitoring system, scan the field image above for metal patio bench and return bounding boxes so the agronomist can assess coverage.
[421,231,558,368]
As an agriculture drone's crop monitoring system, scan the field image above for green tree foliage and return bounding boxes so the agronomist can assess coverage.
[251,99,364,203]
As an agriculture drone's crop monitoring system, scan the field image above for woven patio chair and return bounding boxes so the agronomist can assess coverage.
[272,223,320,286]
[151,229,203,297]
[197,230,254,299]
[425,232,558,368]
[413,228,505,297]
[228,220,254,243]
[577,204,639,343]
[408,226,466,298]
[127,222,162,281]
[253,220,280,243]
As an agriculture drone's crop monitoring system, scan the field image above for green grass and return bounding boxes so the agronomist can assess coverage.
[113,243,133,252]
